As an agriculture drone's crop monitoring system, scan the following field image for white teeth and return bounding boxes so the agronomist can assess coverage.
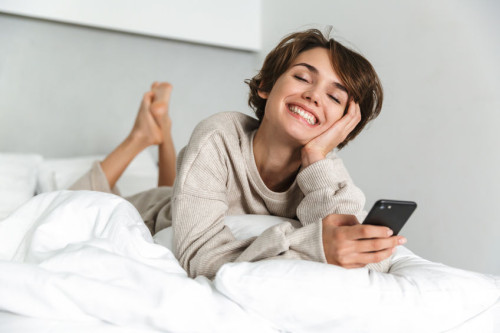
[289,105,317,125]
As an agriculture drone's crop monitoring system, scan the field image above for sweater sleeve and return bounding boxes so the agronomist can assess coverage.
[295,154,365,224]
[295,154,392,273]
[172,133,325,279]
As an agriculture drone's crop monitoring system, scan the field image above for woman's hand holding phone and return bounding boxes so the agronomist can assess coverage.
[321,214,406,268]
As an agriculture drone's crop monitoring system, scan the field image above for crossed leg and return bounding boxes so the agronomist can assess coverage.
[100,82,177,189]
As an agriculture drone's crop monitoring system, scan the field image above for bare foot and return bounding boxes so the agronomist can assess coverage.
[150,82,173,132]
[128,90,164,147]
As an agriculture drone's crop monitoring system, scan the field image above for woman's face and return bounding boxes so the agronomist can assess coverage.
[259,47,349,146]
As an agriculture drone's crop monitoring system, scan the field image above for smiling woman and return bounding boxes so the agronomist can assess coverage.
[70,29,401,280]
[247,29,383,150]
[255,48,352,149]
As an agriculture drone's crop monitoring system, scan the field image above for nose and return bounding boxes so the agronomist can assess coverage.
[302,88,320,106]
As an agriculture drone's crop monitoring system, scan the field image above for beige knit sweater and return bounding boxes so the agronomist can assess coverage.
[71,112,390,278]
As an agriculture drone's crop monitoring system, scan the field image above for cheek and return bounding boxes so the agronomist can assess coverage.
[325,106,345,124]
[271,77,300,97]
[264,83,288,109]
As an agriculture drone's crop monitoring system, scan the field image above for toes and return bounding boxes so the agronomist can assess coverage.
[141,91,155,107]
[152,82,173,103]
[143,91,154,100]
[157,82,172,90]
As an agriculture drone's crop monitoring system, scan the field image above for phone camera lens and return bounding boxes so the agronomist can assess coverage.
[380,205,385,210]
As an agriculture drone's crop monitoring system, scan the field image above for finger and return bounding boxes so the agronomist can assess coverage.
[342,217,360,227]
[323,101,356,136]
[350,103,361,124]
[337,100,357,125]
[344,103,361,132]
[344,99,358,118]
[354,247,395,265]
[329,101,360,139]
[347,224,394,240]
[356,236,405,253]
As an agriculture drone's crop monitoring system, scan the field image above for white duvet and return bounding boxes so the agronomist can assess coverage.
[0,191,498,333]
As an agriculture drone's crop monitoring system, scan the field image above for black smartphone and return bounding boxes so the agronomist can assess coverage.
[362,199,417,235]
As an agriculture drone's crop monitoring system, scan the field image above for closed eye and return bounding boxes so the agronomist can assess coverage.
[294,75,308,83]
[328,94,340,104]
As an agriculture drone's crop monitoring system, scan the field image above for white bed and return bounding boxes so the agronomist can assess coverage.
[0,152,499,333]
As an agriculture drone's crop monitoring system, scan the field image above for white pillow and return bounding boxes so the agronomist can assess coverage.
[116,150,159,197]
[0,153,43,220]
[37,154,104,193]
[170,215,500,333]
[36,150,158,197]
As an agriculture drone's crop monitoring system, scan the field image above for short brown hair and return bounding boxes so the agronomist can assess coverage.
[246,29,383,149]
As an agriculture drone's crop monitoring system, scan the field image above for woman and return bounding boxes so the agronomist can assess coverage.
[71,29,406,279]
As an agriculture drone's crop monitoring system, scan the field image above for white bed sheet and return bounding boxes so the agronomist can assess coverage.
[495,301,500,330]
[0,310,159,333]
[0,191,498,333]
[1,303,499,333]
[0,191,274,333]
[0,286,498,332]
[444,299,500,332]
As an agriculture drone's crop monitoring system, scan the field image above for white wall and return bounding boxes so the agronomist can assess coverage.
[0,13,255,157]
[261,0,500,274]
[0,0,261,51]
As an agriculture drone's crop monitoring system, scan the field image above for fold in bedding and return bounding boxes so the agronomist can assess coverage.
[0,191,498,333]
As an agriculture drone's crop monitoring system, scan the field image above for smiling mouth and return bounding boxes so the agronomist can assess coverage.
[288,105,318,125]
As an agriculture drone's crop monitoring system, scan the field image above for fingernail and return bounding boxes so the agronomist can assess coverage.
[387,229,393,236]
[399,237,407,245]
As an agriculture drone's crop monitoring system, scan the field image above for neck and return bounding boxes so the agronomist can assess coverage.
[253,125,302,192]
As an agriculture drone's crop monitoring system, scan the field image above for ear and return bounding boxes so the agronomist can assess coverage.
[257,82,269,100]
[258,90,269,99]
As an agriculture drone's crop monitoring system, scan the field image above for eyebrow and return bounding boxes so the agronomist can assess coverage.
[293,63,348,94]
